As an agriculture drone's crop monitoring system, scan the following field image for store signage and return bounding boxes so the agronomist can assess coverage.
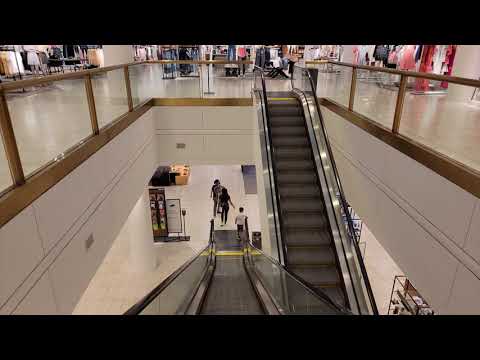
[166,199,182,234]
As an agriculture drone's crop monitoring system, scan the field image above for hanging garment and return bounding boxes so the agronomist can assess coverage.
[441,45,457,89]
[27,51,40,66]
[399,45,416,70]
[237,46,246,58]
[227,45,236,61]
[415,45,423,63]
[415,45,436,91]
[353,46,359,64]
[388,50,398,64]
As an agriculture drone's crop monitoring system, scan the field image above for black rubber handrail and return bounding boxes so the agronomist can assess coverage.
[253,65,288,264]
[291,65,379,315]
[124,219,215,315]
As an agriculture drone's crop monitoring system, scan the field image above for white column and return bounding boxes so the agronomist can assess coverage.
[341,45,355,63]
[447,45,480,101]
[103,45,134,67]
[126,189,157,272]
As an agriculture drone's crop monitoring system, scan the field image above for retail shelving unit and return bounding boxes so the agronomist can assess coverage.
[388,275,434,315]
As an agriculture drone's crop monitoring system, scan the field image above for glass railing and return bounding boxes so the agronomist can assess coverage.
[307,60,480,176]
[137,245,212,315]
[127,220,215,315]
[0,59,254,227]
[292,64,379,315]
[244,241,345,314]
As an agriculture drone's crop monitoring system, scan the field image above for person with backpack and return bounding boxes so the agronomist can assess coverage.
[210,179,223,218]
[219,188,235,226]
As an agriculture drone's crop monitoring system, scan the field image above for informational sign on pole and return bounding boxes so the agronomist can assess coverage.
[166,199,182,234]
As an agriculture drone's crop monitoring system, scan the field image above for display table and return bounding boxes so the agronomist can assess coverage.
[170,165,190,185]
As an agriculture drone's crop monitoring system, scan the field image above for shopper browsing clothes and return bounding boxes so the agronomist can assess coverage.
[210,179,223,218]
[235,207,248,241]
[219,188,235,226]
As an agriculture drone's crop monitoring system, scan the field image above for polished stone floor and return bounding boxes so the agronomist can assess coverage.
[73,165,261,314]
[360,223,404,315]
[1,65,479,194]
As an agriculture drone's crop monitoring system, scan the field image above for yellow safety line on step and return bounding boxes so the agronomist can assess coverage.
[267,97,295,101]
[215,250,245,256]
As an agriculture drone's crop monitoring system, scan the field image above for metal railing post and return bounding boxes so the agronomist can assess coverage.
[84,74,99,135]
[348,67,357,110]
[124,65,134,111]
[392,74,407,134]
[0,90,25,185]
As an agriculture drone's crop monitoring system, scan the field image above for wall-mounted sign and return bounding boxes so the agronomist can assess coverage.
[166,199,182,234]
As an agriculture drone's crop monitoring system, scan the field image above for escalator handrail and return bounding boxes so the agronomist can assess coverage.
[124,219,215,315]
[253,65,288,264]
[291,65,379,315]
[244,219,350,314]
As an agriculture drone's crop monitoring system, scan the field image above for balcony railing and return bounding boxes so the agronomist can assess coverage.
[306,60,480,199]
[0,60,253,227]
[0,58,479,229]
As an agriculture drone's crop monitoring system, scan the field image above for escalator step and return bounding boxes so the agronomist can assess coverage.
[279,184,321,198]
[271,126,306,137]
[314,286,346,307]
[281,198,324,212]
[269,107,303,117]
[287,245,335,265]
[277,172,317,185]
[285,228,332,246]
[283,212,327,228]
[271,136,309,147]
[276,160,314,171]
[270,116,305,127]
[274,147,312,160]
[289,265,339,285]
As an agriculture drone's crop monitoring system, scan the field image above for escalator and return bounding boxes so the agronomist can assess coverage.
[125,220,344,315]
[253,66,378,315]
[266,92,348,306]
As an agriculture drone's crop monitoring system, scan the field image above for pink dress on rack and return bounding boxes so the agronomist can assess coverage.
[399,45,416,70]
[353,46,359,64]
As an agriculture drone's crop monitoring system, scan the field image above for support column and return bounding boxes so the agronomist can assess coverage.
[103,45,134,67]
[447,45,480,102]
[341,45,355,63]
[126,189,157,272]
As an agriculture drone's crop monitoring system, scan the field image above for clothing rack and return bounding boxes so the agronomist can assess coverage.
[0,46,23,81]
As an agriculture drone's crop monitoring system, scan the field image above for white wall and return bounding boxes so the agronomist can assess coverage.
[103,45,134,67]
[153,106,256,165]
[322,107,480,314]
[0,104,259,314]
[0,110,155,314]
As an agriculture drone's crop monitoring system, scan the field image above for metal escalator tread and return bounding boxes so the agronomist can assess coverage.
[314,285,346,307]
[281,199,323,212]
[279,184,321,198]
[284,228,332,246]
[270,115,305,127]
[271,136,309,147]
[277,171,318,185]
[276,160,314,171]
[274,147,312,160]
[286,245,335,265]
[289,264,339,284]
[200,256,264,315]
[271,126,307,137]
[267,93,347,309]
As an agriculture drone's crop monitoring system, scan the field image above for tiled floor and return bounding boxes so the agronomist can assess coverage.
[0,66,290,192]
[2,65,479,194]
[73,165,261,314]
[316,68,480,172]
[360,223,404,315]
